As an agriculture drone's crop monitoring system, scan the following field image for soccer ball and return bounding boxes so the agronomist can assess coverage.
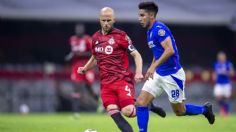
[84,129,97,132]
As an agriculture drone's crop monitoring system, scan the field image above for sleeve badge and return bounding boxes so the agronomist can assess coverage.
[158,29,166,36]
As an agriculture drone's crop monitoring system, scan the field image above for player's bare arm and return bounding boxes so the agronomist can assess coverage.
[76,52,91,57]
[145,37,174,79]
[78,55,97,74]
[149,56,156,67]
[130,50,144,82]
[144,57,155,79]
[64,52,74,61]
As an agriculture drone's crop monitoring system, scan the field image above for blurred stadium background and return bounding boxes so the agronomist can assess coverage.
[0,0,236,115]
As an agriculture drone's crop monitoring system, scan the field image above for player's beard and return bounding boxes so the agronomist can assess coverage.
[140,19,150,29]
[102,25,112,34]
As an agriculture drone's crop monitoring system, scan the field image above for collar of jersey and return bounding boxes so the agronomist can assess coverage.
[148,21,158,33]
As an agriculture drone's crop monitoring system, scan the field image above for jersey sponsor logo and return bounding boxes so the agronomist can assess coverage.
[72,40,86,52]
[95,47,103,53]
[95,40,99,45]
[108,37,115,45]
[104,45,113,54]
[148,41,155,48]
[158,29,166,36]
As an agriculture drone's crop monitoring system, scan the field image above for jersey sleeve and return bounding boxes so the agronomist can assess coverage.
[155,26,170,43]
[91,38,96,55]
[119,32,132,49]
[69,36,76,45]
[213,62,218,72]
[83,35,92,50]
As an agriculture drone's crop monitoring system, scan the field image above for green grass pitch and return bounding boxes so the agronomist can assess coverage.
[0,113,235,132]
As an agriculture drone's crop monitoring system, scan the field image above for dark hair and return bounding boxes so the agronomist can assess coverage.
[138,1,158,16]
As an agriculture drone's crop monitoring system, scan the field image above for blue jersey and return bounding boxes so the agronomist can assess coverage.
[214,61,233,84]
[147,21,181,76]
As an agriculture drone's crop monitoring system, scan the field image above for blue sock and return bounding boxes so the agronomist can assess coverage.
[137,106,149,132]
[218,100,224,108]
[224,102,230,113]
[185,104,206,115]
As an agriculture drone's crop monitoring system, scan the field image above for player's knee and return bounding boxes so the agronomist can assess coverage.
[106,105,120,117]
[137,97,149,107]
[121,105,136,118]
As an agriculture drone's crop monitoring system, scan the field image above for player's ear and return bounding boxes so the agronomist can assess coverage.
[150,12,155,19]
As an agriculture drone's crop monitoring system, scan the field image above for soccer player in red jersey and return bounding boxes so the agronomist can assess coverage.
[65,24,97,102]
[78,7,144,132]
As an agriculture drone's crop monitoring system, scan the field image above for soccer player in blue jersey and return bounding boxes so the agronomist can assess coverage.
[213,51,234,116]
[136,2,215,131]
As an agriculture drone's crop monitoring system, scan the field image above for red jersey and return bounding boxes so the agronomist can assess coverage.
[92,28,133,84]
[69,35,94,82]
[69,35,92,63]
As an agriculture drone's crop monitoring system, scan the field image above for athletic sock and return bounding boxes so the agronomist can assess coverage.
[111,112,133,132]
[218,100,224,108]
[137,106,149,132]
[185,104,206,115]
[223,102,230,114]
[218,100,227,114]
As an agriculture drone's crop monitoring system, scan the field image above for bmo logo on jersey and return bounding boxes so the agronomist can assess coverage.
[95,47,103,53]
[95,45,113,54]
[104,45,113,54]
[148,41,155,48]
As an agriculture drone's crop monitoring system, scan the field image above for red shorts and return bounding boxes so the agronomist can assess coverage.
[101,80,135,109]
[71,60,95,84]
[71,69,95,84]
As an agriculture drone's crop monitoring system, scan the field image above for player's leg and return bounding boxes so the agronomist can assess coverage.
[136,73,164,132]
[170,102,215,124]
[71,82,82,112]
[214,84,230,116]
[107,104,133,132]
[170,102,205,116]
[84,70,98,100]
[220,84,232,116]
[222,98,230,116]
[214,84,224,115]
[121,104,136,118]
[215,95,226,116]
[116,81,136,118]
[166,84,215,124]
[101,83,133,132]
[84,83,98,100]
[136,90,155,132]
[163,69,215,124]
[217,97,228,116]
[149,102,166,118]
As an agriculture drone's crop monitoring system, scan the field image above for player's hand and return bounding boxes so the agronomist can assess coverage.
[77,67,85,74]
[134,73,144,83]
[145,66,155,80]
